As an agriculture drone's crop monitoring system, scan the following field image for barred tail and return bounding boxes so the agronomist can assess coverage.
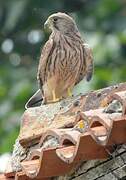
[86,61,93,81]
[83,43,94,82]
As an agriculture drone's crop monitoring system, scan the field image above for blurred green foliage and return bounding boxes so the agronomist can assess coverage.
[0,0,126,153]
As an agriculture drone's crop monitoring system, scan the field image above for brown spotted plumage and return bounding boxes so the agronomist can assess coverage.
[37,12,93,103]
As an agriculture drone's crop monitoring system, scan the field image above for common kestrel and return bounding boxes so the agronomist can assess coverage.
[25,12,93,107]
[37,12,93,104]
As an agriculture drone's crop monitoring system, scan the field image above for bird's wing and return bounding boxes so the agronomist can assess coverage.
[25,38,54,107]
[83,43,94,81]
[37,38,54,92]
[75,43,93,85]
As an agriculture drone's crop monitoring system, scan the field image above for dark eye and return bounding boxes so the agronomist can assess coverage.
[53,17,58,22]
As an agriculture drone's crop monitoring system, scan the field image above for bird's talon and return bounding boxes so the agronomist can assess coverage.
[52,90,60,102]
[53,98,60,102]
[68,88,72,97]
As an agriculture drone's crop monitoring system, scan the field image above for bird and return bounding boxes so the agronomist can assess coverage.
[25,12,93,107]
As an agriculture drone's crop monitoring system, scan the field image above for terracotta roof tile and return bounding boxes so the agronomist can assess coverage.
[0,174,13,180]
[19,114,126,179]
[4,82,126,179]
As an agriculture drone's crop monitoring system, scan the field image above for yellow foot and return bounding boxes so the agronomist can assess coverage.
[52,90,61,102]
[67,88,72,97]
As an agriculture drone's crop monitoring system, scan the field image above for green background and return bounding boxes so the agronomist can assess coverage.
[0,0,126,153]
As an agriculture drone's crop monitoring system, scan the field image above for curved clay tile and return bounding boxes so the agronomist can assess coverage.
[5,83,126,179]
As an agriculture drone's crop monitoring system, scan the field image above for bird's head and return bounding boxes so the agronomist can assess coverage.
[44,12,78,34]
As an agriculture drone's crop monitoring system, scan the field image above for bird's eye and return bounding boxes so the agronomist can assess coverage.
[53,18,58,22]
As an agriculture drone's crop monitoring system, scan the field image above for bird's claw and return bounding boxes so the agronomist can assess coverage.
[67,88,72,97]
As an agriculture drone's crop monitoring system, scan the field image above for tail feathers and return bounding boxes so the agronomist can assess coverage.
[86,63,93,81]
[25,89,43,109]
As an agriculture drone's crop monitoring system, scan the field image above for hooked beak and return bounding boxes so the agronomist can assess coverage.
[44,19,52,33]
[44,20,49,30]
